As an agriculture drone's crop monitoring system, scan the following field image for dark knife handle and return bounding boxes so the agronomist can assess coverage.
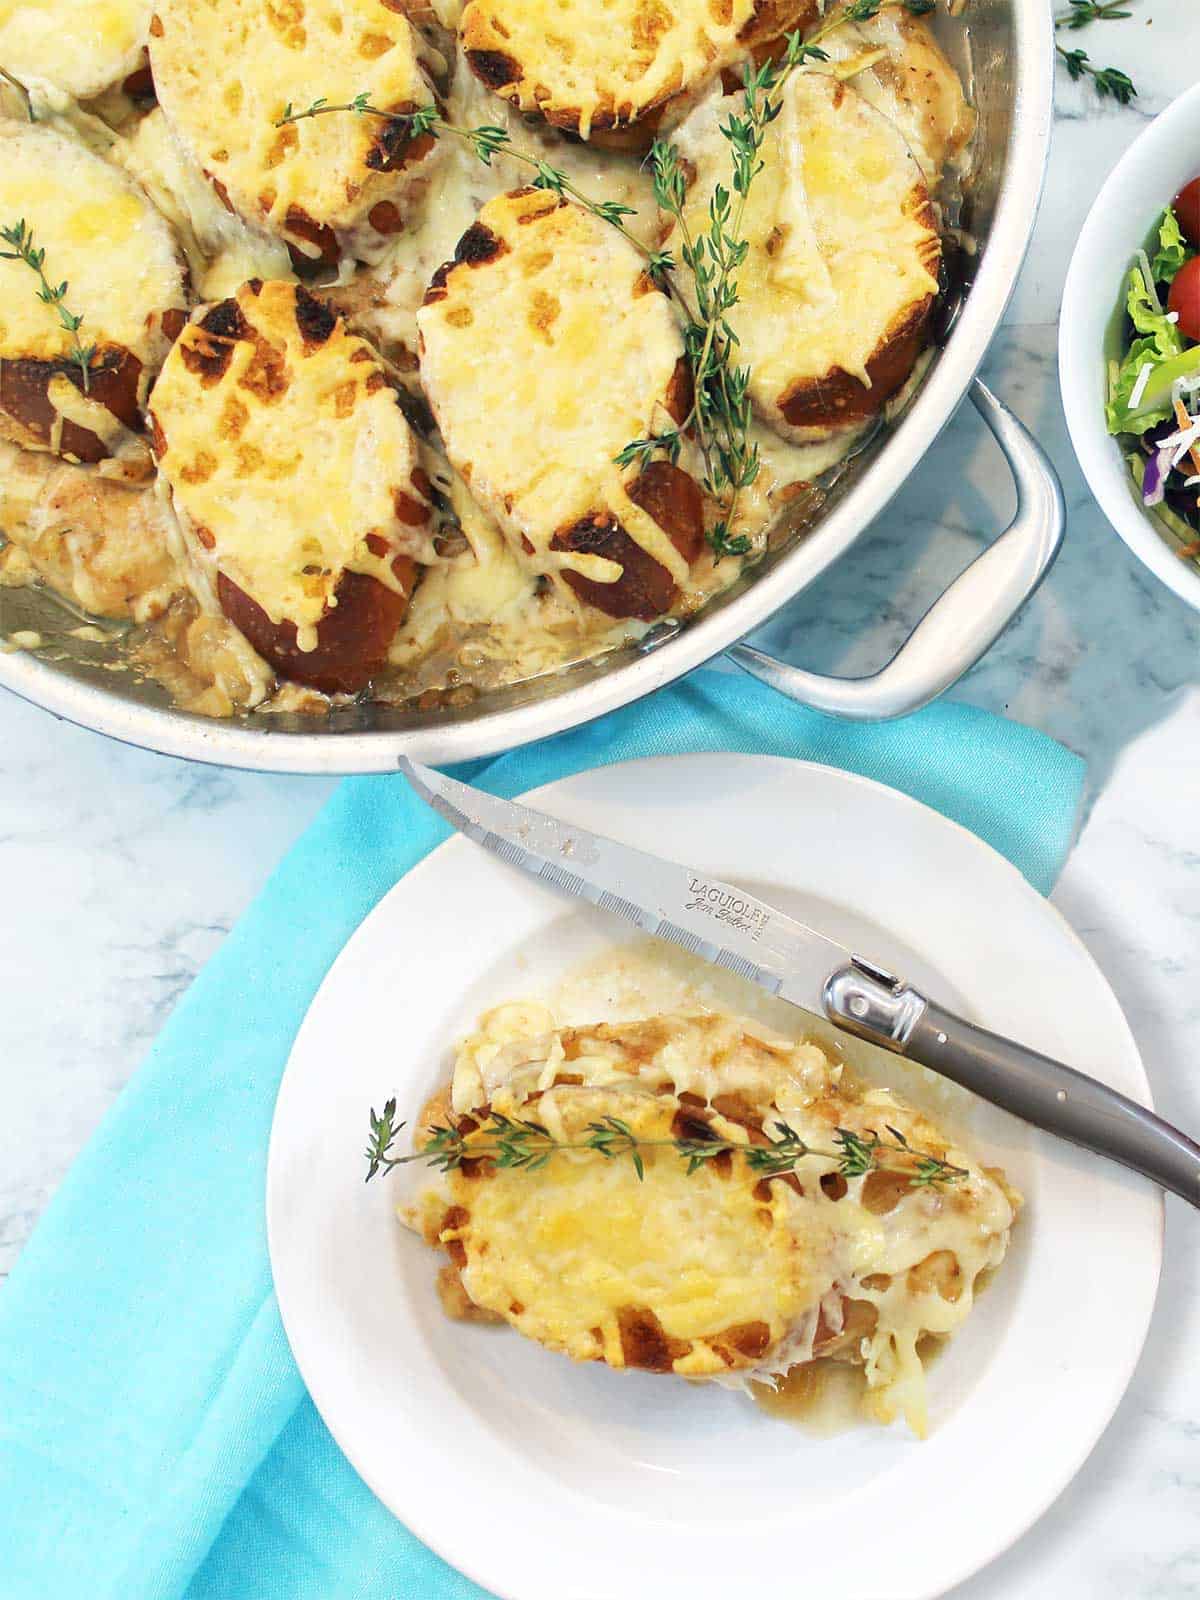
[824,965,1200,1206]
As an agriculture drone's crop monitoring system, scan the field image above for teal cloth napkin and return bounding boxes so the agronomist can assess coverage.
[0,670,1084,1600]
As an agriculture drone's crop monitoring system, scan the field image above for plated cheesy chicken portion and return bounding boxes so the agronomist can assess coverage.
[0,0,973,717]
[403,1005,1018,1436]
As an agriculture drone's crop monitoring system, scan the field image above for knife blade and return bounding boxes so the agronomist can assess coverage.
[400,758,1200,1207]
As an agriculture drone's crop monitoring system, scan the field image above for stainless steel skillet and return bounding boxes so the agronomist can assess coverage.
[0,0,1058,771]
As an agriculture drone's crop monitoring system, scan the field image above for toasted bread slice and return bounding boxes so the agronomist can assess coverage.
[0,0,153,100]
[416,188,701,621]
[669,71,940,443]
[807,5,975,182]
[460,0,817,139]
[149,0,442,266]
[0,119,187,468]
[149,279,433,693]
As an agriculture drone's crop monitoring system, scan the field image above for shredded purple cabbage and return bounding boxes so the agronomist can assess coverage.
[1143,446,1173,506]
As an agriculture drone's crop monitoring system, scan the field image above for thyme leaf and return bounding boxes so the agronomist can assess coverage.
[637,0,936,562]
[0,219,95,392]
[1056,0,1133,26]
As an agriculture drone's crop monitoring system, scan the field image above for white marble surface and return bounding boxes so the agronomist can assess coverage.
[3,9,1200,1595]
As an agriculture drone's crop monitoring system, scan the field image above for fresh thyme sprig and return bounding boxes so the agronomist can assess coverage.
[276,95,676,285]
[364,1099,968,1190]
[1055,47,1136,103]
[0,220,95,392]
[1053,0,1138,103]
[628,31,820,561]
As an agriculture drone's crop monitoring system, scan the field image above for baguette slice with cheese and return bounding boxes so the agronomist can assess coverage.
[150,279,433,694]
[0,119,187,471]
[417,188,703,622]
[150,0,443,266]
[669,70,940,443]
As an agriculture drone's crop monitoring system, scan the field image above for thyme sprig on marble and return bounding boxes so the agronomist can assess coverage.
[1054,0,1138,103]
[1056,47,1136,103]
[364,1099,968,1190]
[1056,0,1132,26]
[0,220,95,392]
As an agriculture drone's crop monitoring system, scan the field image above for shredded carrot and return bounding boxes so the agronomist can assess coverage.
[1172,398,1200,479]
[1178,540,1200,560]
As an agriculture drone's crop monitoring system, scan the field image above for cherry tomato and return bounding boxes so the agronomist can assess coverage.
[1168,255,1200,343]
[1175,177,1200,246]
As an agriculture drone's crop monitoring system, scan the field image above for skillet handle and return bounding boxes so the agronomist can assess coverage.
[725,378,1065,720]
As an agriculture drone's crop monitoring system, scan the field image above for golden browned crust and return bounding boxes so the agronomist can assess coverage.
[0,349,145,465]
[548,461,703,621]
[777,294,932,432]
[215,561,418,695]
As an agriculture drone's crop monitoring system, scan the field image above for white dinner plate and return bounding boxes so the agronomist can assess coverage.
[267,755,1163,1600]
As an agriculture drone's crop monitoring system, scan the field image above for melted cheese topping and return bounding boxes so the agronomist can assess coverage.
[810,8,975,182]
[0,118,186,367]
[150,0,440,250]
[446,1086,822,1372]
[335,60,667,359]
[413,1008,1017,1435]
[670,71,939,418]
[417,187,688,583]
[117,109,294,299]
[0,0,151,100]
[150,280,429,642]
[460,0,769,137]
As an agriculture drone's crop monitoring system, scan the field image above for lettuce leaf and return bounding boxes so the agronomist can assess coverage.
[1150,207,1196,283]
[1106,260,1187,433]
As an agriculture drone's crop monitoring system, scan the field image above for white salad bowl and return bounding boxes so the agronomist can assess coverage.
[1060,78,1200,613]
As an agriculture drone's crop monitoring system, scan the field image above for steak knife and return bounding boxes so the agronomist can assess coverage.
[400,758,1200,1207]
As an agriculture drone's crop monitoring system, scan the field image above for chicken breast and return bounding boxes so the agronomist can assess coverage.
[808,4,975,183]
[408,1008,1018,1435]
[0,438,179,620]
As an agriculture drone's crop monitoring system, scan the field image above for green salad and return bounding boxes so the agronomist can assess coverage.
[1106,176,1200,553]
